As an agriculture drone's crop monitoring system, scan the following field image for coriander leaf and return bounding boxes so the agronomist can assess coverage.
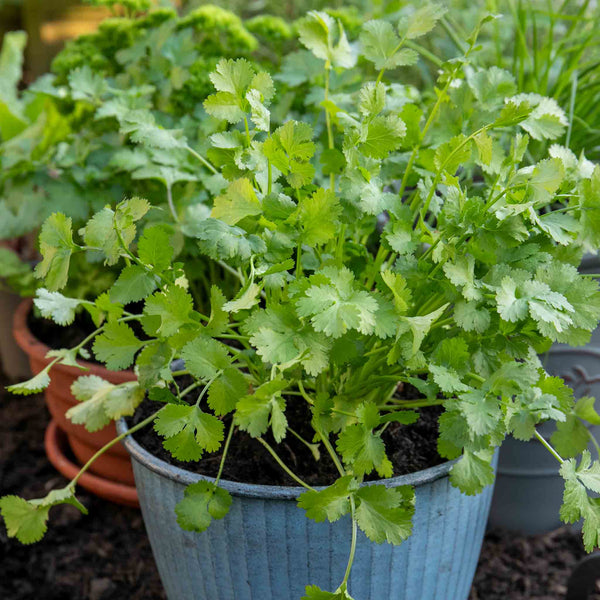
[7,370,51,395]
[143,285,193,337]
[450,450,495,495]
[296,267,378,339]
[34,288,83,326]
[68,376,144,432]
[211,178,261,226]
[298,11,355,68]
[175,481,232,532]
[355,484,415,545]
[110,265,157,305]
[92,321,142,371]
[205,286,229,336]
[180,336,231,380]
[34,214,77,291]
[155,403,224,461]
[302,586,354,600]
[208,368,247,415]
[234,378,288,441]
[138,225,174,272]
[298,476,357,523]
[398,3,447,39]
[296,187,341,245]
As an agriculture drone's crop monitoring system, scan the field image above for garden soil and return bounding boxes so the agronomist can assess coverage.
[1,377,598,599]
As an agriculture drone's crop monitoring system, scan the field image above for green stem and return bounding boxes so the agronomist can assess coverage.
[340,497,358,588]
[186,145,218,175]
[535,430,564,465]
[215,420,235,487]
[256,437,315,490]
[72,409,163,486]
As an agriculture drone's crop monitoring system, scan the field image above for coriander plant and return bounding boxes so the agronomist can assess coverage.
[3,8,600,599]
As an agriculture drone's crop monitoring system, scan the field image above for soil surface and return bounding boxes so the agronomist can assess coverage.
[1,373,599,599]
[132,395,445,487]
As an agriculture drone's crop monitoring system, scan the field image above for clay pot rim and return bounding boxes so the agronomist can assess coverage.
[44,420,139,508]
[13,298,134,382]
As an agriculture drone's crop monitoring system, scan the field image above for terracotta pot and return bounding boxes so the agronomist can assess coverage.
[0,289,31,381]
[13,298,136,487]
[45,420,138,507]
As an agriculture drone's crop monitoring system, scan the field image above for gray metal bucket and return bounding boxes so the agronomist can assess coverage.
[117,419,497,600]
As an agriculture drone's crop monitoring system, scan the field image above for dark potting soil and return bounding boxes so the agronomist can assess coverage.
[0,381,166,600]
[0,373,597,599]
[28,309,96,352]
[132,392,445,487]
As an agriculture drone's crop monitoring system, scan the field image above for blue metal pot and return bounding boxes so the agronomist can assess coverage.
[117,419,496,600]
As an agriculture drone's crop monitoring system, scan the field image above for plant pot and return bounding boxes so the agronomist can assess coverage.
[489,346,600,534]
[13,298,137,488]
[0,289,31,381]
[117,418,497,600]
[45,420,138,507]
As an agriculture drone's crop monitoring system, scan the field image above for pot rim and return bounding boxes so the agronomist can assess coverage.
[13,298,135,382]
[116,418,458,500]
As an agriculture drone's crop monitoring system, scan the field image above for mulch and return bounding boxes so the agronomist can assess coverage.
[1,379,598,600]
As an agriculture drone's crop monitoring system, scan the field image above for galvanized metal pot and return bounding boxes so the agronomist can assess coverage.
[117,419,496,600]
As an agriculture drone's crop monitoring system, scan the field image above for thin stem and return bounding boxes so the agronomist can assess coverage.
[186,145,218,175]
[535,430,564,465]
[566,70,578,148]
[72,409,163,486]
[256,437,316,490]
[318,429,346,477]
[340,497,358,587]
[166,183,179,223]
[587,427,600,460]
[215,420,235,487]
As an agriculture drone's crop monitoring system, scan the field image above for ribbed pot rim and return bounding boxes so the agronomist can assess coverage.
[117,418,457,500]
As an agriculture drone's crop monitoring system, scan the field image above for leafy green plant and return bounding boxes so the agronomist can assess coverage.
[3,7,600,599]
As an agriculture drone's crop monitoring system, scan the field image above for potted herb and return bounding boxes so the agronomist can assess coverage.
[3,8,600,599]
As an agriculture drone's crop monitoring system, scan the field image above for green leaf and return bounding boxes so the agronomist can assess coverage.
[138,225,174,272]
[34,214,77,291]
[360,20,411,71]
[575,397,600,426]
[175,481,232,532]
[234,378,288,442]
[34,289,83,326]
[296,267,379,339]
[298,11,355,68]
[298,476,357,523]
[68,65,107,102]
[211,178,261,226]
[450,450,495,495]
[7,370,51,395]
[209,57,255,96]
[359,115,406,159]
[110,265,157,305]
[336,402,392,478]
[355,484,415,545]
[263,121,315,189]
[454,301,490,333]
[68,376,144,432]
[560,452,600,551]
[551,416,591,459]
[92,321,143,371]
[205,286,229,336]
[398,3,447,39]
[223,282,262,313]
[296,187,341,246]
[302,586,354,600]
[155,403,224,460]
[508,94,568,140]
[190,218,266,265]
[0,487,87,545]
[144,285,193,337]
[181,336,231,380]
[208,368,247,415]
